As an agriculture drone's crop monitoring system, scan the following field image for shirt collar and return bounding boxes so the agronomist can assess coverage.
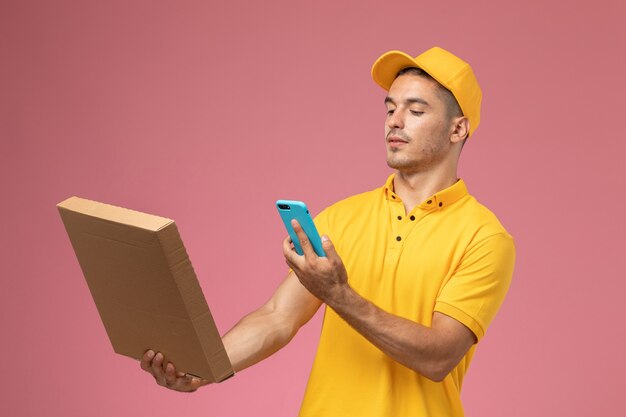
[383,173,468,210]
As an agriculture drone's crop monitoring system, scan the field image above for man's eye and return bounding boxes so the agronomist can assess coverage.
[386,109,395,116]
[410,110,424,116]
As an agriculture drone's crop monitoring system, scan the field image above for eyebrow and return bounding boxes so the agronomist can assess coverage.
[384,96,430,106]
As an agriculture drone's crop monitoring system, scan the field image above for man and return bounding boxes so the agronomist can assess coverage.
[141,46,515,416]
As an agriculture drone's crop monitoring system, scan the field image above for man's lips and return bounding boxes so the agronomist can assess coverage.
[387,136,409,144]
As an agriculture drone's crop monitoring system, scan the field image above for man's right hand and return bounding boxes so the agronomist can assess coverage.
[140,350,211,392]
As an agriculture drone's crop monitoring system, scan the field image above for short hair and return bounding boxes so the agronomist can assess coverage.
[396,67,463,120]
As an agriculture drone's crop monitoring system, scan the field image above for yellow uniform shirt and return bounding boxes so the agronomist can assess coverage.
[298,174,515,417]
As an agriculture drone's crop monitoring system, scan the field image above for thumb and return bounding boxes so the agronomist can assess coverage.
[321,235,338,258]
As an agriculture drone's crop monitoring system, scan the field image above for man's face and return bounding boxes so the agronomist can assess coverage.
[384,74,456,173]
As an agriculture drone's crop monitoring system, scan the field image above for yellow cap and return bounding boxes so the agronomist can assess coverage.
[371,47,482,136]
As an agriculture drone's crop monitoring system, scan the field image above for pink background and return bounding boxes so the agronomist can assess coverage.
[1,0,625,415]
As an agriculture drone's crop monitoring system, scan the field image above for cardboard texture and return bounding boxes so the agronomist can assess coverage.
[57,197,234,382]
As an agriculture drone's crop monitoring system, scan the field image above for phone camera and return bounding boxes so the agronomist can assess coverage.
[278,204,291,210]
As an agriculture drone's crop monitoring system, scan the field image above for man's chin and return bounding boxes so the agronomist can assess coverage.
[387,157,423,173]
[386,157,407,170]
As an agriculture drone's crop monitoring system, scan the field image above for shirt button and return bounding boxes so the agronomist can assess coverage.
[410,215,415,221]
[396,236,402,241]
[392,195,396,199]
[397,216,402,220]
[427,200,432,204]
[438,202,443,207]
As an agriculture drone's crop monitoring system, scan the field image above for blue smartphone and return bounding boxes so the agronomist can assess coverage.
[276,200,326,257]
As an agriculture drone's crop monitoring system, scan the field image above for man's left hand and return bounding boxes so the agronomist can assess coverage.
[282,220,348,306]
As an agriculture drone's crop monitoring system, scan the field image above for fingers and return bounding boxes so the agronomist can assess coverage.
[140,350,209,392]
[291,219,316,258]
[321,235,338,260]
[282,235,293,256]
[140,349,155,372]
[282,235,298,268]
[150,352,167,382]
[164,362,177,387]
[189,376,211,391]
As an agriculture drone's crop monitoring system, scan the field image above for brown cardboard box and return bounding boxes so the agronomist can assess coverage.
[57,197,234,382]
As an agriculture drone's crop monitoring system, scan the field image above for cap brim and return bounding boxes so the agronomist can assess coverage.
[371,51,421,91]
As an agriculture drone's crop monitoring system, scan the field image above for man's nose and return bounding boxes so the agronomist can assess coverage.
[386,109,404,130]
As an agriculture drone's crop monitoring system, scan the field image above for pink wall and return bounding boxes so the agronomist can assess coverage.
[2,0,625,415]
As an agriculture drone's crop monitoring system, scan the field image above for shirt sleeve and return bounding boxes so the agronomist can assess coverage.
[434,232,516,342]
[313,207,331,239]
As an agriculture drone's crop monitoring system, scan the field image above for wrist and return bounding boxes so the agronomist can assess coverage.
[326,283,356,312]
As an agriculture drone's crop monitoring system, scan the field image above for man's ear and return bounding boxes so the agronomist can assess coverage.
[450,117,470,144]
